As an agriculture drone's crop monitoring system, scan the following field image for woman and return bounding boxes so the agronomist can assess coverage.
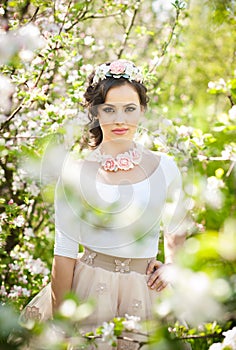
[23,60,187,348]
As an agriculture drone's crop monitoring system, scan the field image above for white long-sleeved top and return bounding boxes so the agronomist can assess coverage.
[54,150,187,259]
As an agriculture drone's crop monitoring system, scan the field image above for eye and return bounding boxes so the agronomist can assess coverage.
[125,106,136,112]
[102,107,115,113]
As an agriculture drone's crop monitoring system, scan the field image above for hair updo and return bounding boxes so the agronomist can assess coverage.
[83,64,149,149]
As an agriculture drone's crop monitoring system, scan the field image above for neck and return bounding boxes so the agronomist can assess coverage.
[100,140,134,156]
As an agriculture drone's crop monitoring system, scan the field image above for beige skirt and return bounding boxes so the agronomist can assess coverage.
[21,249,161,349]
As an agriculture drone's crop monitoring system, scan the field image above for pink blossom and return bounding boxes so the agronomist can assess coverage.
[116,155,133,170]
[102,158,117,171]
[109,61,126,75]
[0,285,7,297]
[9,263,20,271]
[130,148,142,165]
[8,285,23,298]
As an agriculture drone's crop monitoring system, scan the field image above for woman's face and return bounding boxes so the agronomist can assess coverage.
[97,83,143,143]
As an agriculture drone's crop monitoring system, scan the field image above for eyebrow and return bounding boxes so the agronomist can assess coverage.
[102,103,138,107]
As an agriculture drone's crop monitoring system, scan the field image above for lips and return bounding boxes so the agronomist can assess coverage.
[112,128,129,135]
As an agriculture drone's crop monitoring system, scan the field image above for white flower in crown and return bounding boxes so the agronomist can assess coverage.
[93,64,110,84]
[125,63,141,82]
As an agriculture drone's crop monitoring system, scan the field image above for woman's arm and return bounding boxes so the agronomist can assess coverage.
[147,154,188,291]
[51,255,76,313]
[164,232,186,264]
[146,233,186,291]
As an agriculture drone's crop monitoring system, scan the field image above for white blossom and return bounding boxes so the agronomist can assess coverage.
[13,215,25,227]
[156,266,222,325]
[0,285,7,296]
[208,343,223,350]
[59,300,77,317]
[209,327,236,350]
[24,227,35,238]
[27,182,40,196]
[8,285,24,298]
[0,24,45,65]
[101,322,116,345]
[208,78,226,91]
[18,24,45,51]
[229,105,236,121]
[26,257,50,275]
[222,327,236,349]
[84,36,94,46]
[9,263,20,271]
[22,288,31,297]
[19,49,34,62]
[0,32,16,63]
[123,314,141,331]
[0,75,14,113]
[204,176,224,209]
[176,125,193,137]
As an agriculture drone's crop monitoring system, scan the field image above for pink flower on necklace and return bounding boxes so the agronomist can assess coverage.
[94,143,143,172]
[130,148,142,165]
[116,153,134,171]
[109,61,126,75]
[102,157,117,172]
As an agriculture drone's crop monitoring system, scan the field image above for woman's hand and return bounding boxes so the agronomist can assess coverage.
[146,259,170,292]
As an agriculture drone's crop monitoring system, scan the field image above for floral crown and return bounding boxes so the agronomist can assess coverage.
[92,60,143,86]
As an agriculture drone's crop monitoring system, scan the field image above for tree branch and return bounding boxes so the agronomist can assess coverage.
[58,0,73,35]
[149,5,181,73]
[28,6,40,23]
[0,104,24,131]
[179,333,223,340]
[2,0,9,31]
[65,12,122,32]
[117,1,141,59]
[227,94,235,107]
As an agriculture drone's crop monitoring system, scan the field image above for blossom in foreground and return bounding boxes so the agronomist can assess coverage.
[101,322,116,345]
[122,314,141,331]
[209,327,236,350]
[155,265,222,326]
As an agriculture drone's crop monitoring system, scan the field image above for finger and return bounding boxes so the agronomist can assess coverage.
[149,276,168,291]
[147,269,162,287]
[146,260,163,275]
[147,268,168,289]
[156,281,168,292]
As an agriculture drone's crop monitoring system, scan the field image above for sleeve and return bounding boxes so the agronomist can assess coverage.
[162,156,189,236]
[54,228,79,259]
[53,177,79,259]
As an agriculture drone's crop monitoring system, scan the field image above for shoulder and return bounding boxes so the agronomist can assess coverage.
[149,150,177,167]
[151,150,181,182]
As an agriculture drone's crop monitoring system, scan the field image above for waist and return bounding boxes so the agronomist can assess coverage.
[80,247,155,274]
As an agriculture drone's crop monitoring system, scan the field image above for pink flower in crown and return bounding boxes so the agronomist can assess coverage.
[109,61,126,75]
[116,154,133,170]
[102,157,117,171]
[130,148,142,165]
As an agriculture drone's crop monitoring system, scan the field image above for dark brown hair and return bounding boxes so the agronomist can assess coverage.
[84,72,149,148]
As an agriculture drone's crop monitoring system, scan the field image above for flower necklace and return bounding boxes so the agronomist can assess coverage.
[94,143,143,172]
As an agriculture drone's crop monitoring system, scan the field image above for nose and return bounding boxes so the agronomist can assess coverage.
[114,109,125,123]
